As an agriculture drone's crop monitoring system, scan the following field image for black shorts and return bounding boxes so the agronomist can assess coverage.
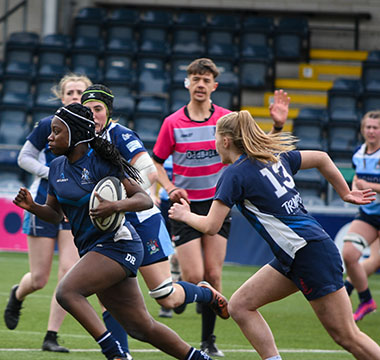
[170,199,231,247]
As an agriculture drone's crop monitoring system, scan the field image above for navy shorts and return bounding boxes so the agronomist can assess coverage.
[91,239,144,277]
[355,208,380,230]
[22,211,71,238]
[269,239,344,301]
[171,199,231,246]
[128,213,174,266]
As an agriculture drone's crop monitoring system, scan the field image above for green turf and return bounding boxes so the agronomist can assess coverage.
[1,251,379,359]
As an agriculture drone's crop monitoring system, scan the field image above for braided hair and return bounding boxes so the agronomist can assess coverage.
[54,103,141,183]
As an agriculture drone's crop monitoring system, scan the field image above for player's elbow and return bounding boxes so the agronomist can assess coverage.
[204,223,220,235]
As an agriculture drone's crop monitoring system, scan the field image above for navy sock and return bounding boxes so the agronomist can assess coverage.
[96,330,125,359]
[185,346,212,360]
[344,279,354,296]
[358,288,372,303]
[102,311,129,354]
[177,281,212,304]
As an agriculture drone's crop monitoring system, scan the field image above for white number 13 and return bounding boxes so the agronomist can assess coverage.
[260,161,295,198]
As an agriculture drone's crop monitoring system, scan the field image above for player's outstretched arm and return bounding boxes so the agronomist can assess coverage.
[169,198,230,234]
[299,150,376,205]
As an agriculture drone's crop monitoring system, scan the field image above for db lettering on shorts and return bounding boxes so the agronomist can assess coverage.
[125,253,136,265]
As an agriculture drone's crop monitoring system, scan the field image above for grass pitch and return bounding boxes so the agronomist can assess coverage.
[1,251,379,359]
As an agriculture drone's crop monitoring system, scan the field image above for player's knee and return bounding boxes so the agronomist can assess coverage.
[342,233,367,262]
[31,273,49,290]
[149,277,175,301]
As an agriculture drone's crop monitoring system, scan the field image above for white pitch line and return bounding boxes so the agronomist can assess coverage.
[0,348,347,354]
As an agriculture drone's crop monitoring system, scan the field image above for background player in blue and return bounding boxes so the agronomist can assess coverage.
[81,85,229,358]
[3,73,92,352]
[342,110,380,321]
[169,110,380,360]
[13,103,215,360]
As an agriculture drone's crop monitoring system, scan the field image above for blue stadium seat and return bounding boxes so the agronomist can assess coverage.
[31,108,55,125]
[207,13,240,32]
[0,105,28,125]
[137,57,166,73]
[133,113,163,148]
[39,34,71,50]
[294,168,326,194]
[34,79,62,109]
[296,107,327,124]
[328,124,359,158]
[327,90,360,124]
[137,65,169,96]
[70,50,101,82]
[292,121,325,151]
[173,11,207,29]
[6,31,39,50]
[367,50,380,62]
[0,121,30,145]
[1,76,32,108]
[103,53,134,84]
[273,17,309,61]
[139,9,173,28]
[216,60,239,91]
[138,27,170,58]
[362,61,380,92]
[36,48,68,80]
[108,84,135,117]
[4,31,39,78]
[107,8,139,26]
[298,187,325,208]
[169,87,189,113]
[170,58,192,86]
[211,89,235,109]
[241,15,274,34]
[4,48,35,77]
[361,91,380,114]
[206,30,238,61]
[136,96,168,115]
[239,56,274,90]
[105,24,136,54]
[171,29,205,58]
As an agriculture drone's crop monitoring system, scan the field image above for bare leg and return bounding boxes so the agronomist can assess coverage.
[229,265,298,359]
[56,251,191,359]
[46,230,79,332]
[310,288,380,360]
[16,236,55,300]
[342,221,377,293]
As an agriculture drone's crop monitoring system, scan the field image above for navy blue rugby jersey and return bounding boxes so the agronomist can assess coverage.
[102,122,161,223]
[214,151,330,271]
[48,148,139,256]
[27,116,56,203]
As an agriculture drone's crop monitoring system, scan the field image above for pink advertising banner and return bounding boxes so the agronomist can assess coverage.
[0,197,27,252]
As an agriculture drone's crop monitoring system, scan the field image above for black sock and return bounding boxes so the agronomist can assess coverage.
[201,305,216,342]
[44,330,58,341]
[358,288,372,303]
[344,279,354,296]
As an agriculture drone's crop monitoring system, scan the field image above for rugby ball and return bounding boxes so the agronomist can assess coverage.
[89,176,127,232]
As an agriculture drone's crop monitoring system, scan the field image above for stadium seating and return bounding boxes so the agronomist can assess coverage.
[239,55,274,90]
[216,60,239,91]
[70,50,101,82]
[171,29,205,58]
[292,121,325,151]
[206,30,238,61]
[103,53,134,84]
[361,61,380,92]
[328,124,359,160]
[170,58,193,87]
[139,9,173,28]
[108,84,135,117]
[138,27,170,58]
[173,11,207,29]
[273,17,309,61]
[361,91,380,114]
[36,46,68,80]
[207,13,240,32]
[34,79,62,109]
[169,87,189,113]
[133,113,163,149]
[1,76,33,108]
[136,96,168,115]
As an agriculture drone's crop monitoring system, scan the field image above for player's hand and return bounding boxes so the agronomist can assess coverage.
[342,189,376,205]
[168,187,189,204]
[169,198,191,221]
[13,187,34,210]
[269,89,290,130]
[89,192,117,219]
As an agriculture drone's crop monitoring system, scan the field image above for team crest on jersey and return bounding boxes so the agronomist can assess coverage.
[80,168,93,184]
[146,239,160,255]
[122,133,132,141]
